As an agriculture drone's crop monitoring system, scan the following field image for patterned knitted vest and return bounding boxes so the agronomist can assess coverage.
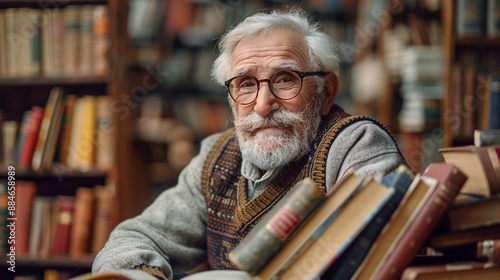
[200,107,392,270]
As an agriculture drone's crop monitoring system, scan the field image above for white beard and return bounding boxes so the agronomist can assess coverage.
[234,96,322,171]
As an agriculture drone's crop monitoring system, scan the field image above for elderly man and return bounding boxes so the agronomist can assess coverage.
[92,7,406,280]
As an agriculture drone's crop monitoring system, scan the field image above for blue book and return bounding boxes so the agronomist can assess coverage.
[456,0,487,37]
[489,72,500,129]
[320,165,415,280]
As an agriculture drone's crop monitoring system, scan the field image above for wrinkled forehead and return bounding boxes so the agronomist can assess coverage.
[229,28,309,76]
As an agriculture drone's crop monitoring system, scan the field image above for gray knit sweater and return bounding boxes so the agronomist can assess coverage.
[92,120,406,279]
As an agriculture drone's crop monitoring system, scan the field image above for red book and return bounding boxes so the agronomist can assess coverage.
[15,181,36,255]
[18,106,44,169]
[51,196,75,256]
[372,163,468,280]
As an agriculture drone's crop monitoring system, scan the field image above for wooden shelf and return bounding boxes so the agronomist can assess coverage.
[454,37,500,47]
[0,0,107,8]
[0,76,109,86]
[0,255,94,269]
[0,167,108,179]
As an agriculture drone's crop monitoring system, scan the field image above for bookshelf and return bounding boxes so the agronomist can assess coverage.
[0,0,151,278]
[353,0,443,173]
[441,0,500,147]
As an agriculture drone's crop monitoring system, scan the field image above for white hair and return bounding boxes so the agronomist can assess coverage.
[211,7,341,86]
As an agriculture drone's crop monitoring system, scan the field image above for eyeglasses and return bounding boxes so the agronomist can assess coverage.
[224,70,327,105]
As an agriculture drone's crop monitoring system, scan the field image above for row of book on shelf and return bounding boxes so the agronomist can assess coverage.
[397,47,500,136]
[224,129,500,279]
[0,87,113,172]
[456,0,500,38]
[0,180,114,260]
[448,51,500,139]
[0,4,109,79]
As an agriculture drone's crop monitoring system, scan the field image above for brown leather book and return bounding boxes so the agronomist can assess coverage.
[372,163,468,280]
[51,196,75,256]
[402,262,500,280]
[69,187,95,258]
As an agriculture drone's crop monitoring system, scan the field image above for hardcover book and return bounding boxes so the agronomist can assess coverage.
[456,0,487,38]
[228,178,324,275]
[439,145,500,197]
[322,165,415,279]
[474,129,500,147]
[51,195,76,256]
[489,72,500,129]
[401,262,500,280]
[91,186,113,253]
[31,87,64,171]
[428,222,500,250]
[18,106,44,169]
[69,187,95,258]
[15,181,37,255]
[372,163,468,280]
[279,176,396,280]
[488,0,500,38]
[439,194,500,232]
[254,170,363,280]
[351,174,435,279]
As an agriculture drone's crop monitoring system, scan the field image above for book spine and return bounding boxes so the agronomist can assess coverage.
[463,66,477,137]
[69,187,95,258]
[18,107,44,169]
[487,0,500,37]
[91,186,113,253]
[0,180,9,254]
[31,88,60,171]
[475,130,500,146]
[456,0,487,37]
[95,96,113,170]
[41,89,65,171]
[58,95,77,166]
[372,163,467,280]
[78,96,97,170]
[15,181,37,255]
[51,196,75,256]
[0,10,7,77]
[29,9,41,76]
[2,121,18,165]
[92,5,109,76]
[489,72,500,129]
[41,10,54,77]
[28,197,42,256]
[228,178,324,275]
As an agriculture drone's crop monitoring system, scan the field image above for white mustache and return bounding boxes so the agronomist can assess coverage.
[234,109,303,132]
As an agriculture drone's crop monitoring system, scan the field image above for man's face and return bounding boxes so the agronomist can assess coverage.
[229,28,324,171]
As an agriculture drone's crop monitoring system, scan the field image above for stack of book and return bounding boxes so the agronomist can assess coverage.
[224,162,473,279]
[398,46,443,133]
[420,129,500,278]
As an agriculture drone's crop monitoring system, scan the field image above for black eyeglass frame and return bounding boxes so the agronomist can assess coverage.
[224,70,328,105]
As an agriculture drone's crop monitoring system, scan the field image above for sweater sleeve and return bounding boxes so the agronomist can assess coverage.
[92,133,223,280]
[324,120,407,190]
